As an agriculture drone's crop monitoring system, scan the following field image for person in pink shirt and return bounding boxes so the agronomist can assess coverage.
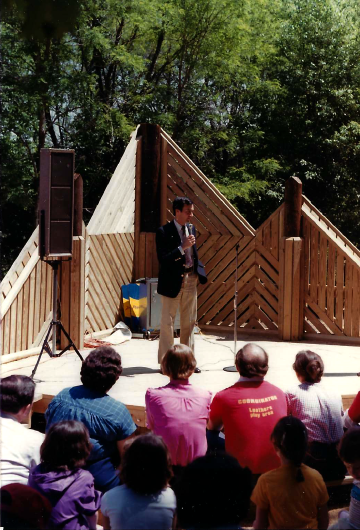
[145,344,212,470]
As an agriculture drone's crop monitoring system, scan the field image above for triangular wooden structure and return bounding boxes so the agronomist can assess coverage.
[3,124,360,357]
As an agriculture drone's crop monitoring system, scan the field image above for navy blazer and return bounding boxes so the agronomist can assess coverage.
[156,220,207,298]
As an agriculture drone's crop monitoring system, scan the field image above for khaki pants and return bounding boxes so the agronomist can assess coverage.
[158,273,197,363]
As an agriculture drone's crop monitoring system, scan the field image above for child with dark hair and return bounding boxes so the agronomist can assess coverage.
[175,452,252,529]
[100,434,176,530]
[252,416,329,529]
[286,350,346,480]
[330,428,360,529]
[28,421,101,529]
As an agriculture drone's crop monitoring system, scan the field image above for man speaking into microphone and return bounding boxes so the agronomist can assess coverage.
[156,197,207,370]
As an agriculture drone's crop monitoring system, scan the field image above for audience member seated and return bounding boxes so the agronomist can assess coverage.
[175,452,252,529]
[101,434,176,530]
[286,350,346,480]
[207,343,287,475]
[330,427,360,529]
[29,420,101,530]
[0,483,52,529]
[0,375,44,486]
[145,344,212,471]
[45,346,137,492]
[252,416,329,530]
[344,392,360,429]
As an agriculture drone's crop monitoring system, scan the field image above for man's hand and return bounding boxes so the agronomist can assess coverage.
[182,235,195,250]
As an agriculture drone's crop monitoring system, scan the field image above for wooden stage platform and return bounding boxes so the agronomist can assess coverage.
[2,330,360,426]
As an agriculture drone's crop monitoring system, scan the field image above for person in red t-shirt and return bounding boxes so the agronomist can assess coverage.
[208,343,287,475]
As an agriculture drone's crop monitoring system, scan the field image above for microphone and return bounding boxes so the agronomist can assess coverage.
[188,223,193,234]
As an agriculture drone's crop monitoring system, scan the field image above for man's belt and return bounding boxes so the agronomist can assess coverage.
[184,266,194,273]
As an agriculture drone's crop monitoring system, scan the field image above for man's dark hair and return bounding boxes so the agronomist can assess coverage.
[235,343,269,378]
[293,350,324,383]
[41,420,92,471]
[80,346,122,393]
[161,344,196,379]
[175,452,252,529]
[172,196,193,216]
[0,375,35,414]
[338,427,360,464]
[120,434,173,495]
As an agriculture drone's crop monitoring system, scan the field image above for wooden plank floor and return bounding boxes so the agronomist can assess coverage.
[2,331,360,412]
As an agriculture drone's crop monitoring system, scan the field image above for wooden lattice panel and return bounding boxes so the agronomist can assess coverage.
[302,209,360,337]
[85,233,134,332]
[163,131,282,331]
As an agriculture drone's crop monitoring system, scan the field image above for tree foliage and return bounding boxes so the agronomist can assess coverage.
[2,0,360,276]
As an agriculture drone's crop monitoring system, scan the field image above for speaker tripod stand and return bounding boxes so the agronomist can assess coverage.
[31,261,83,380]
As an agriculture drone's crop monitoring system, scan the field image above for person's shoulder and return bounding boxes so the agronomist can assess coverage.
[51,386,78,401]
[27,427,45,444]
[159,486,176,507]
[213,383,241,400]
[103,484,126,502]
[146,385,168,398]
[261,380,285,395]
[188,384,212,399]
[301,464,326,483]
[157,221,174,234]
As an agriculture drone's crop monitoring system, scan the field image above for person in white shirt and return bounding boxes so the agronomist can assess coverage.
[0,375,44,486]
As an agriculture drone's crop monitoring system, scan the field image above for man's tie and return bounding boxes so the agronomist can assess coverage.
[182,225,193,268]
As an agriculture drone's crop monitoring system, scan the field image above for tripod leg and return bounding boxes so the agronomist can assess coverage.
[58,323,84,361]
[31,321,54,379]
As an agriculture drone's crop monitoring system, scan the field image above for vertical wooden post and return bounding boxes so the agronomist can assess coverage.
[139,123,162,232]
[160,136,168,226]
[279,237,303,340]
[134,123,163,280]
[279,176,304,340]
[284,176,302,237]
[73,173,83,236]
[134,135,142,281]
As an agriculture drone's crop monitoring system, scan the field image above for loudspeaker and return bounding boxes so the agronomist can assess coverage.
[39,149,75,259]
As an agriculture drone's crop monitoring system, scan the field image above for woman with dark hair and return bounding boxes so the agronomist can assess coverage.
[28,421,101,529]
[101,434,176,530]
[252,416,329,530]
[45,347,137,492]
[285,350,346,480]
[145,344,212,469]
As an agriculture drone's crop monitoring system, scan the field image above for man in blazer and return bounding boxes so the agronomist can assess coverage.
[156,196,207,368]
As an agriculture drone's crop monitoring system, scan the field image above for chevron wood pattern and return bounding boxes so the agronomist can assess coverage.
[85,233,134,332]
[302,203,360,338]
[162,132,283,331]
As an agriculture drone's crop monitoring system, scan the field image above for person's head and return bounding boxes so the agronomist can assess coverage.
[338,427,360,479]
[172,196,194,226]
[161,344,196,380]
[175,452,252,529]
[1,484,52,529]
[120,434,173,495]
[80,346,122,393]
[0,375,35,420]
[271,416,308,482]
[293,350,324,383]
[41,420,92,471]
[235,343,269,378]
